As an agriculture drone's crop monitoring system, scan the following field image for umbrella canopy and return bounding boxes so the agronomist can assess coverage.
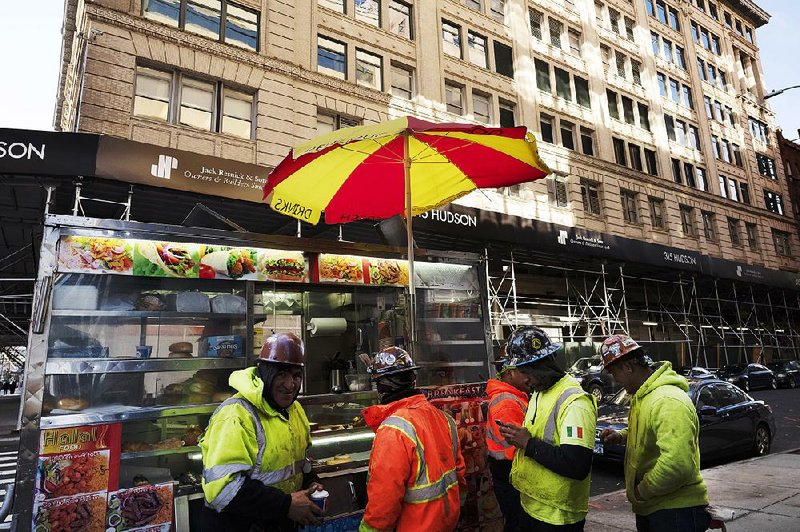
[263,116,551,225]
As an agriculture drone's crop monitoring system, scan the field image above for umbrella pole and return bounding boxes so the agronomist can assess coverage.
[403,131,417,352]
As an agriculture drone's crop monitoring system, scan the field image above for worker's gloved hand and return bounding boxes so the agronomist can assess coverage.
[599,429,622,445]
[287,487,324,525]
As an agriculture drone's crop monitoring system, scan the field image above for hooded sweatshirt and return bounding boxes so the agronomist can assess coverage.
[619,362,708,515]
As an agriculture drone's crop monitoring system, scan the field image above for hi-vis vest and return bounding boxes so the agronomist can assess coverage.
[511,376,594,517]
[201,396,309,511]
[486,387,528,461]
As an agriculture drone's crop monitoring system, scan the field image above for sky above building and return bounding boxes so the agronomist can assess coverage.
[0,1,798,138]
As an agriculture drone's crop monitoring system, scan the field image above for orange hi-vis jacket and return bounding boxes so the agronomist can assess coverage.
[359,394,467,532]
[485,379,529,461]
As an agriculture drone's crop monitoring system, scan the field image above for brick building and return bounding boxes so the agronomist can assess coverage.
[44,0,800,365]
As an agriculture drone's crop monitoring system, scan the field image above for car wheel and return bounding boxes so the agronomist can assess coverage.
[790,377,797,389]
[753,424,771,456]
[771,378,778,390]
[588,384,604,403]
[742,380,750,392]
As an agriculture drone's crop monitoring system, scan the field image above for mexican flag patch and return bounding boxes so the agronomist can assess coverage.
[566,426,584,438]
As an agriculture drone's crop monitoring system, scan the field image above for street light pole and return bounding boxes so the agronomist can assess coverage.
[764,85,800,100]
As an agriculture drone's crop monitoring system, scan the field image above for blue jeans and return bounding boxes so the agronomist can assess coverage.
[635,505,711,532]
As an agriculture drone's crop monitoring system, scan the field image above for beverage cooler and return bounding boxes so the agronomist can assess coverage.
[13,215,493,531]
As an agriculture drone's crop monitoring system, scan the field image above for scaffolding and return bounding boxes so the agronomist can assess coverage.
[486,250,800,367]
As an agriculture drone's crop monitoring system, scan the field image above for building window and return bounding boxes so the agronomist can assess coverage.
[638,103,651,131]
[773,230,792,257]
[701,211,717,241]
[490,0,505,21]
[728,217,741,246]
[607,90,619,120]
[134,66,254,139]
[621,189,638,224]
[316,112,362,135]
[318,36,347,79]
[355,49,383,90]
[549,18,563,48]
[746,222,758,250]
[629,144,643,171]
[696,168,708,191]
[390,62,414,99]
[499,100,515,127]
[581,179,602,215]
[355,0,380,26]
[613,137,627,166]
[472,91,491,123]
[540,114,554,143]
[621,96,635,125]
[319,0,345,13]
[530,9,543,40]
[389,1,413,39]
[560,121,576,150]
[580,127,595,156]
[575,76,590,108]
[757,154,777,179]
[680,205,696,237]
[644,148,658,176]
[740,183,751,204]
[535,59,551,91]
[552,176,569,207]
[749,117,769,144]
[442,20,461,58]
[649,197,666,229]
[671,158,682,184]
[555,68,572,100]
[568,28,582,56]
[133,66,171,121]
[493,42,514,78]
[764,190,785,215]
[445,81,463,115]
[144,0,260,51]
[467,31,488,68]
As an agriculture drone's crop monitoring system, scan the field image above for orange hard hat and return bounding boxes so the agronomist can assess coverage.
[361,346,419,379]
[258,332,304,366]
[599,334,642,367]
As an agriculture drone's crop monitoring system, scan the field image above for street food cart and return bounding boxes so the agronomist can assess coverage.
[14,215,492,531]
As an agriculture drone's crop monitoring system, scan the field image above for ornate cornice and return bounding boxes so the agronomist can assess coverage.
[727,0,770,28]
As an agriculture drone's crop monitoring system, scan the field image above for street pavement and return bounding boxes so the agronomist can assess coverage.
[587,449,800,531]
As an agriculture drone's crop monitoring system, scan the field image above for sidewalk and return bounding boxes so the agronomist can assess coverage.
[586,450,800,531]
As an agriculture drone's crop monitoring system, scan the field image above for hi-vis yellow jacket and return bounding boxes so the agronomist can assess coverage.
[200,367,311,511]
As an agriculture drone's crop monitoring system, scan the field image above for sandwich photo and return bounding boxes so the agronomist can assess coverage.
[200,247,257,280]
[259,251,307,282]
[133,241,198,278]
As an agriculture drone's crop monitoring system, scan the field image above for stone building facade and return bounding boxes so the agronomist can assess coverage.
[52,0,800,362]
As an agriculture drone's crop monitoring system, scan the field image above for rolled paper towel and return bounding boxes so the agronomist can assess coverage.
[308,317,347,337]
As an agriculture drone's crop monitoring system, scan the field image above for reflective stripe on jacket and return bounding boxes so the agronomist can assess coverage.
[360,394,467,532]
[511,375,596,521]
[485,379,529,460]
[200,367,310,512]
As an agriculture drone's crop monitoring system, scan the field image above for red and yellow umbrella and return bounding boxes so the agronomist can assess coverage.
[263,116,551,225]
[263,116,551,345]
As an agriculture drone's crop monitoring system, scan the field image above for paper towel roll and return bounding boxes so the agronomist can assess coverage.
[308,317,347,337]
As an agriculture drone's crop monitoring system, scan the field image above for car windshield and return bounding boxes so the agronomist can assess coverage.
[608,388,630,406]
[720,364,744,374]
[767,362,785,371]
[569,358,595,372]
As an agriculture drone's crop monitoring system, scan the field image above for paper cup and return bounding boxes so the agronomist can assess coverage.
[310,489,329,510]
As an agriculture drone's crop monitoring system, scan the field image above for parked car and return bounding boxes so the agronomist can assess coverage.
[594,378,775,463]
[678,366,717,380]
[766,360,800,388]
[718,363,777,392]
[568,355,621,402]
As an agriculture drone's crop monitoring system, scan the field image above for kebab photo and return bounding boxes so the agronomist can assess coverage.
[199,246,258,280]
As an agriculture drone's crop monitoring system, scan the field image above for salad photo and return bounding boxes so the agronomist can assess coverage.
[58,237,133,274]
[133,241,199,278]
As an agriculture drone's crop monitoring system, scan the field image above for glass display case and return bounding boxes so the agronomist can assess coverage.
[14,216,491,531]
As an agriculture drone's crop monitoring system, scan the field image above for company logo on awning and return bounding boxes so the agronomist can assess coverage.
[557,230,568,245]
[151,155,178,179]
[0,141,45,160]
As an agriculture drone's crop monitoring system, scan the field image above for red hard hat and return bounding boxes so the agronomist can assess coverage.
[599,334,642,367]
[258,333,304,366]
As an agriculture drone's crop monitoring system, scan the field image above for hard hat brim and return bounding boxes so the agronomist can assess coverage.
[511,343,562,367]
[368,365,420,379]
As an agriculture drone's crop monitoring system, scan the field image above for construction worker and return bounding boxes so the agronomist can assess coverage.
[485,346,531,531]
[359,346,467,532]
[597,335,710,532]
[498,326,597,531]
[200,333,324,531]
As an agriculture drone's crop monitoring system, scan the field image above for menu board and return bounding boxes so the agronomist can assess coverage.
[316,254,409,287]
[57,236,308,283]
[33,423,122,532]
[106,483,174,532]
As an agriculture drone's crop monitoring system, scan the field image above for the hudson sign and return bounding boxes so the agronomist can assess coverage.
[0,141,45,160]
